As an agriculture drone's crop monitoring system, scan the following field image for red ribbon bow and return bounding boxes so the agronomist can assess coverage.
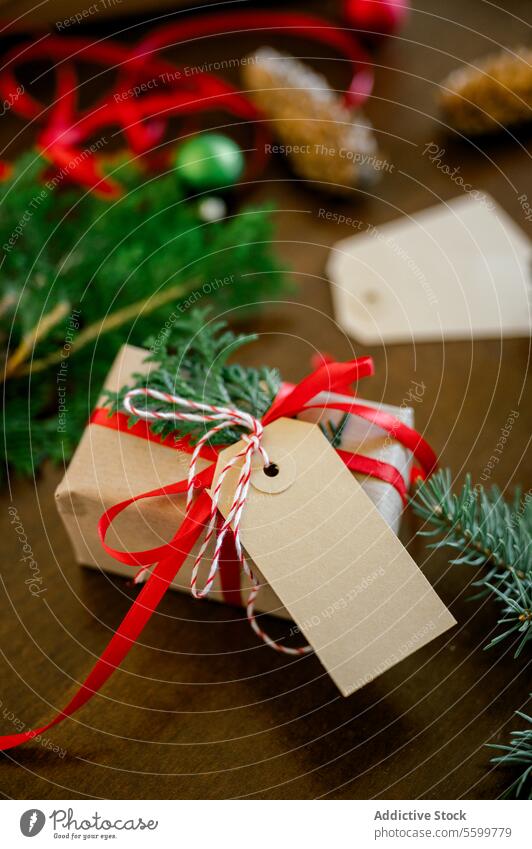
[0,355,436,751]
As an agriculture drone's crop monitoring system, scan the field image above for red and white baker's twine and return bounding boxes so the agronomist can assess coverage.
[124,388,312,656]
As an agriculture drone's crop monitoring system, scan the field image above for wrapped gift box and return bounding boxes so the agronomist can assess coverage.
[56,344,414,620]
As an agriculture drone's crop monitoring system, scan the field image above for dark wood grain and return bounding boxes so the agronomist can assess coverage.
[0,0,530,800]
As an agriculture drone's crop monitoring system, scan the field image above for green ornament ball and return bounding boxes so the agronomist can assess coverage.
[175,133,244,190]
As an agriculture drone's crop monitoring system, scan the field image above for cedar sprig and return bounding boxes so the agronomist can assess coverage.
[105,309,281,446]
[488,701,532,799]
[411,469,532,656]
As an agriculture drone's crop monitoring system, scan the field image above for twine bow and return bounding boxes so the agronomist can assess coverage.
[124,387,312,656]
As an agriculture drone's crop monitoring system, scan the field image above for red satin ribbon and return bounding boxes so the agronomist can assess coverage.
[0,355,436,752]
[0,494,211,752]
[89,408,218,462]
[0,12,374,195]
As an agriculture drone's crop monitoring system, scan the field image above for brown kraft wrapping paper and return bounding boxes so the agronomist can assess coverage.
[56,344,418,623]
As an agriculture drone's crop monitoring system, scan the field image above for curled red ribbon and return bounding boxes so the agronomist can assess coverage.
[0,355,436,751]
[0,12,374,196]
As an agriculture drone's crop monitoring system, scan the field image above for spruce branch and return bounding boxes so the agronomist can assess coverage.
[411,469,532,656]
[488,701,532,799]
[412,470,532,798]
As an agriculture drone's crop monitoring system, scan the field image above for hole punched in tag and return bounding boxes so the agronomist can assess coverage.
[251,450,296,494]
[362,289,379,306]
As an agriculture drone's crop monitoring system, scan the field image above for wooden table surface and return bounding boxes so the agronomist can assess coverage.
[1,0,530,800]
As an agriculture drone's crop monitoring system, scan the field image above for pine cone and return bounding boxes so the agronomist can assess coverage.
[242,47,382,194]
[439,46,532,135]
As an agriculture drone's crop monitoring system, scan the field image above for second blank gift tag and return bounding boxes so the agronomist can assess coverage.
[213,418,455,697]
[328,194,531,344]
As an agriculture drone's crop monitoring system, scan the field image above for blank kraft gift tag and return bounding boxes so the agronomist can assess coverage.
[213,418,456,696]
[328,194,531,344]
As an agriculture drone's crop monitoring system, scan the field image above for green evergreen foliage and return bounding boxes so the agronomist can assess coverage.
[412,469,532,796]
[319,413,349,448]
[0,153,289,480]
[107,309,281,446]
[412,469,532,655]
[489,703,532,799]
